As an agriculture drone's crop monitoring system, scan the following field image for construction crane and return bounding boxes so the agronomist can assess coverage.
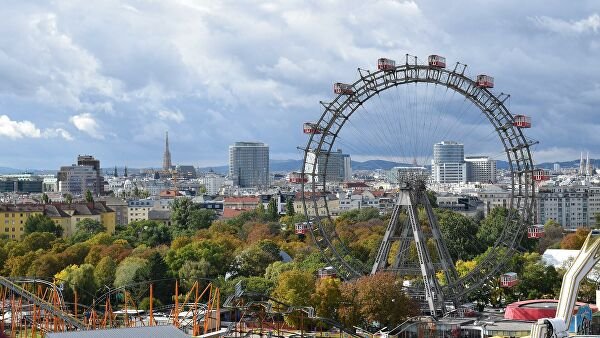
[530,229,600,338]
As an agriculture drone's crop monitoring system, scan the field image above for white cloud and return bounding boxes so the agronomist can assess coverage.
[158,109,185,123]
[42,128,74,141]
[69,113,103,139]
[532,14,600,34]
[0,115,73,140]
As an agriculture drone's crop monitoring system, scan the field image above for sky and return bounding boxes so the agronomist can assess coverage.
[1,0,599,169]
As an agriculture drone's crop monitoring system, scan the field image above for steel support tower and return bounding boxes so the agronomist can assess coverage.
[371,174,459,315]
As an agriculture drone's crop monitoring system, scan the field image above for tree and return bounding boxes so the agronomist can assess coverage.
[41,193,50,204]
[477,207,517,247]
[285,198,295,216]
[71,219,106,243]
[537,219,564,253]
[171,198,216,233]
[233,243,280,277]
[338,273,418,328]
[267,197,279,221]
[64,193,73,204]
[119,220,171,247]
[137,252,173,304]
[55,264,97,304]
[94,256,117,288]
[436,209,483,260]
[272,269,316,324]
[311,277,342,320]
[85,190,94,203]
[561,228,590,249]
[114,257,148,287]
[256,202,266,219]
[24,214,63,237]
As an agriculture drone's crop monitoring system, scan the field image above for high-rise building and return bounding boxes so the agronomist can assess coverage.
[465,156,496,183]
[58,155,104,195]
[229,142,270,188]
[200,171,226,195]
[163,132,172,171]
[553,163,561,172]
[305,149,350,183]
[432,141,467,184]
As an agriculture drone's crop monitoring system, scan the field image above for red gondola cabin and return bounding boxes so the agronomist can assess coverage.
[303,122,322,134]
[513,115,532,128]
[377,58,396,71]
[527,225,545,239]
[318,266,337,279]
[476,75,494,88]
[295,222,310,235]
[333,83,354,95]
[500,272,518,287]
[428,55,446,68]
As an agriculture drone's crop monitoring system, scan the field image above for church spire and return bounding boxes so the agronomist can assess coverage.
[163,131,172,171]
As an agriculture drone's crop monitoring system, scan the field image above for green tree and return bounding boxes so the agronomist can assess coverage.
[24,214,63,237]
[477,207,517,247]
[41,193,50,204]
[27,254,62,277]
[538,219,564,253]
[114,256,148,288]
[436,209,483,260]
[85,190,94,203]
[55,264,97,304]
[179,260,211,288]
[64,193,73,204]
[135,252,173,304]
[267,197,279,221]
[171,198,216,232]
[285,198,295,216]
[233,243,280,277]
[256,202,266,219]
[71,219,106,243]
[118,220,171,247]
[94,256,117,288]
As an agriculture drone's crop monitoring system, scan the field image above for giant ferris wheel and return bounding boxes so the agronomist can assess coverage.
[300,54,548,315]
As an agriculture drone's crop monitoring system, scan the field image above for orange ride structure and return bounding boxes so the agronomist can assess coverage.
[0,277,220,337]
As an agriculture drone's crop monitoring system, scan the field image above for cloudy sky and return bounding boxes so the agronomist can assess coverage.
[1,0,599,169]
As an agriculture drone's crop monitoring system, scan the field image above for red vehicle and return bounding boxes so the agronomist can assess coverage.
[527,225,545,239]
[333,82,354,95]
[303,122,322,134]
[476,74,494,88]
[377,58,396,71]
[513,115,532,128]
[532,169,550,182]
[295,222,310,235]
[500,272,518,287]
[428,55,446,68]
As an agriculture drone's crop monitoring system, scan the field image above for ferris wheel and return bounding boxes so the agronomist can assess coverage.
[300,54,547,315]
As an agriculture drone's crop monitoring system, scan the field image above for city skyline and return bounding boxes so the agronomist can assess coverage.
[1,1,600,168]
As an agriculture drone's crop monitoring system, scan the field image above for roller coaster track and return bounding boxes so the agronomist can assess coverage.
[0,276,86,331]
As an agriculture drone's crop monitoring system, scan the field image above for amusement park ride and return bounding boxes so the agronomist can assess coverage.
[300,53,550,316]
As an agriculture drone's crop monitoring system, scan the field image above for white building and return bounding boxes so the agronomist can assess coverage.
[432,141,467,184]
[465,156,496,183]
[200,172,226,195]
[536,185,600,229]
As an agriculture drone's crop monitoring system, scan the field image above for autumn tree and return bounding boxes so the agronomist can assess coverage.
[561,228,590,249]
[311,277,342,320]
[338,273,418,328]
[55,264,97,304]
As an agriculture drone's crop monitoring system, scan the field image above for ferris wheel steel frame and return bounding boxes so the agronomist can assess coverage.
[300,56,536,306]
